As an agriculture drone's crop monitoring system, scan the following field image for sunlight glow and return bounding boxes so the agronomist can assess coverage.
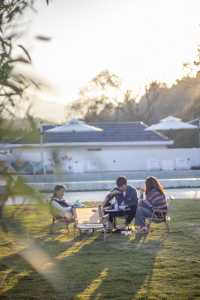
[20,239,63,292]
[26,0,200,105]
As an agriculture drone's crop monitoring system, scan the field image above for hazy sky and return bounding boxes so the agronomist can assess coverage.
[26,0,200,104]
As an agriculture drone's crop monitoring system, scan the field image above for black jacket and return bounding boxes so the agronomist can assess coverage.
[104,185,138,208]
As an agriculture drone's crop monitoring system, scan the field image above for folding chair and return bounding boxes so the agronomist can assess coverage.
[49,203,74,234]
[73,206,108,241]
[148,196,174,233]
[49,215,73,234]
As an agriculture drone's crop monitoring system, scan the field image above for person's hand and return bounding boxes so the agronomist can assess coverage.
[111,190,120,196]
[137,187,145,192]
[138,199,144,206]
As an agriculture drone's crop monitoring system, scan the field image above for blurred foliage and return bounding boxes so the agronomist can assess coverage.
[0,0,50,231]
[0,165,43,232]
[0,1,34,120]
[0,1,60,293]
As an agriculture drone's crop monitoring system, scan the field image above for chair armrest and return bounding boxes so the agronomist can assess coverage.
[102,214,109,219]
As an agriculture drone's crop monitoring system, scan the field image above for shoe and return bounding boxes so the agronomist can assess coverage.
[137,226,149,234]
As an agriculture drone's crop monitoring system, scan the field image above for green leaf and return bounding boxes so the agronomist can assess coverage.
[18,44,32,63]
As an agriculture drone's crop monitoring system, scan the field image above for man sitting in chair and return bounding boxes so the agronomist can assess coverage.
[103,176,138,230]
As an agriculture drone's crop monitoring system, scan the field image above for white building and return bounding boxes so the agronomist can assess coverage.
[4,121,200,173]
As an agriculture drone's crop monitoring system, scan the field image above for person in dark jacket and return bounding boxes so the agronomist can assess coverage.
[103,176,138,228]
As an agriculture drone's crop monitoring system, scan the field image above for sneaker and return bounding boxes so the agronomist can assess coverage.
[142,226,149,234]
[121,230,132,236]
[137,226,149,234]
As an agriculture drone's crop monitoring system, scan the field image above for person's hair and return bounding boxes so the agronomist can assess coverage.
[116,176,127,187]
[53,185,65,197]
[145,177,164,195]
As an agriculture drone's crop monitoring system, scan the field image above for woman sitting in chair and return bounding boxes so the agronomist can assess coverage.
[50,185,73,221]
[135,177,167,234]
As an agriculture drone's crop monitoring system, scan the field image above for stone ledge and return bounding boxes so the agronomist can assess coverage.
[28,178,200,192]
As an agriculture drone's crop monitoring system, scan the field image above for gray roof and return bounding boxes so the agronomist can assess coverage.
[42,122,170,144]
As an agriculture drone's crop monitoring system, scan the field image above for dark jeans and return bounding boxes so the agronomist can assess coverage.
[135,206,153,227]
[107,205,137,226]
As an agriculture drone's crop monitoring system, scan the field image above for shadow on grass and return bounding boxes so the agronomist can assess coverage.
[0,228,167,300]
[2,199,200,299]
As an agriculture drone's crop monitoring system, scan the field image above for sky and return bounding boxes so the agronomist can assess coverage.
[24,0,200,105]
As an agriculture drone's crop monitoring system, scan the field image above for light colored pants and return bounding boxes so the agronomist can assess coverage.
[51,201,73,220]
[135,206,153,227]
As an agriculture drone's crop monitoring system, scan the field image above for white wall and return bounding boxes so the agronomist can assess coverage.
[13,145,200,173]
[60,146,200,172]
[145,148,200,171]
[58,145,166,172]
[14,148,51,162]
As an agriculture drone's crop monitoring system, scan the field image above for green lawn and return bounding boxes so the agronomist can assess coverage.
[0,198,200,300]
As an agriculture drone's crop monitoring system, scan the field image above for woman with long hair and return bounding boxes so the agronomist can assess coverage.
[135,177,167,234]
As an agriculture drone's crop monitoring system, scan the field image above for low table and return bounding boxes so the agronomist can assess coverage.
[104,208,131,229]
[104,208,131,213]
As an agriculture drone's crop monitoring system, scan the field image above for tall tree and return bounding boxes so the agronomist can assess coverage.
[69,69,121,121]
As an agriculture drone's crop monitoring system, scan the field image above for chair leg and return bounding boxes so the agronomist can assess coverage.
[66,223,70,233]
[103,230,106,241]
[64,218,70,234]
[165,220,170,233]
[73,224,77,239]
[148,219,152,231]
[49,217,55,234]
[79,229,83,239]
[113,217,116,229]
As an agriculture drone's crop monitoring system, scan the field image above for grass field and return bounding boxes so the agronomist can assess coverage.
[0,198,200,300]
